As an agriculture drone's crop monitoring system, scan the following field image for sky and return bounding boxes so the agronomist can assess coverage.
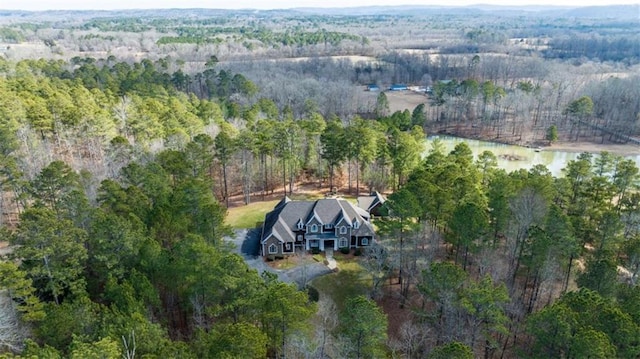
[1,0,639,11]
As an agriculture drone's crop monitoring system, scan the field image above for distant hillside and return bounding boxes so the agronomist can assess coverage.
[292,5,483,16]
[1,5,638,21]
[291,4,639,19]
[562,4,640,19]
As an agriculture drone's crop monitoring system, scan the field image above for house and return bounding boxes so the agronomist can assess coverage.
[357,191,386,217]
[261,197,376,258]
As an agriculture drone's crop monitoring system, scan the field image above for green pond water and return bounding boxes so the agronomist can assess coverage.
[427,135,640,177]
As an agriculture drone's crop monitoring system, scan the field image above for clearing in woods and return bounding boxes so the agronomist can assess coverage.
[385,90,428,114]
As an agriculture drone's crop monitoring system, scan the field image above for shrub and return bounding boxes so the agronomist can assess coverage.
[306,285,320,302]
[354,248,363,256]
[340,247,351,255]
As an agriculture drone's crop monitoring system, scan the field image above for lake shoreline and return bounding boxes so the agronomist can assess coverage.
[544,141,640,157]
[427,134,640,177]
[431,130,640,157]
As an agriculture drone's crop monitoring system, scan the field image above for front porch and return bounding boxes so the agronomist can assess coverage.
[305,234,369,252]
[306,234,338,251]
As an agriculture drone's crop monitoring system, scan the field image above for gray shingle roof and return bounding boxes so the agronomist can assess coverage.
[357,196,376,212]
[262,197,375,244]
[357,191,386,212]
[311,199,343,224]
[261,197,291,241]
[264,200,316,243]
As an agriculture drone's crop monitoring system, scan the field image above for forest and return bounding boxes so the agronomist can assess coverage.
[1,4,640,358]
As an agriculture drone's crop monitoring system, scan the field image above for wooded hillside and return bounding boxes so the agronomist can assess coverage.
[1,5,640,358]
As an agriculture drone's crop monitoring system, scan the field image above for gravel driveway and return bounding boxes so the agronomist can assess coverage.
[224,229,333,288]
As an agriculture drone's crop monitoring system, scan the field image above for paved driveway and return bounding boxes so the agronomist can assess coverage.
[224,229,332,288]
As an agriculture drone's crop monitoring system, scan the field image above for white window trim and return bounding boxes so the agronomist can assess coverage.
[339,238,348,247]
[297,222,304,230]
[361,238,369,245]
[268,244,278,254]
[353,221,360,229]
[311,224,318,233]
[340,226,347,234]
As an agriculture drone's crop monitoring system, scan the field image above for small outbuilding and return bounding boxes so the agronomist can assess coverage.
[366,84,380,91]
[357,191,387,217]
[389,84,408,91]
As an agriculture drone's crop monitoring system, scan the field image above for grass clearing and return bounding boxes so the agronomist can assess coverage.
[225,200,279,229]
[311,255,371,310]
[224,186,363,230]
[225,190,325,229]
[289,192,324,201]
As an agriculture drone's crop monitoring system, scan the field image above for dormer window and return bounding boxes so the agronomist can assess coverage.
[268,244,278,254]
[311,224,318,233]
[297,219,303,230]
[340,226,347,234]
[353,221,360,229]
[324,223,333,229]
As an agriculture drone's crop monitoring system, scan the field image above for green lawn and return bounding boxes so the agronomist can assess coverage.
[224,191,338,229]
[225,200,279,229]
[311,255,371,310]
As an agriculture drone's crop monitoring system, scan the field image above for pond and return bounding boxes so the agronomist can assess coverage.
[426,135,640,177]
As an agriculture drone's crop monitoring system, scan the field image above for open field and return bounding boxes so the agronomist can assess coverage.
[224,199,280,229]
[362,89,428,114]
[385,90,428,114]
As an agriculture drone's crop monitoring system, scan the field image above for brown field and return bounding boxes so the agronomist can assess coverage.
[385,90,428,113]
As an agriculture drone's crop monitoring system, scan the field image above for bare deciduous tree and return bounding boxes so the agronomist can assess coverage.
[0,291,28,353]
[507,187,548,290]
[362,242,389,299]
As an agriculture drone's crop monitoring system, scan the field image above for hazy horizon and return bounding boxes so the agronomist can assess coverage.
[1,0,639,11]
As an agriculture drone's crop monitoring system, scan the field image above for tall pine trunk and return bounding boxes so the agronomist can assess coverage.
[222,163,229,207]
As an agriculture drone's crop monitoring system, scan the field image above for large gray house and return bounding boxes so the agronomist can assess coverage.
[260,196,379,258]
